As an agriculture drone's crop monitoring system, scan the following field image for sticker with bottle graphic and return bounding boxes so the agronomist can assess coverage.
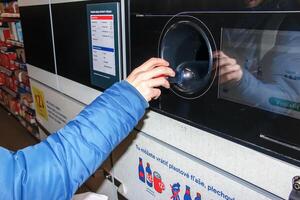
[138,157,165,194]
[138,157,203,199]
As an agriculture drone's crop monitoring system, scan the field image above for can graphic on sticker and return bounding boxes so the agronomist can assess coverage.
[153,171,165,193]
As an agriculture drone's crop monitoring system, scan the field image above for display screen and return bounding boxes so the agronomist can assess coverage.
[219,28,300,120]
[87,2,121,89]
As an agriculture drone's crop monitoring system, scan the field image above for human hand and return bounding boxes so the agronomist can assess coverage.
[126,58,175,101]
[214,51,243,84]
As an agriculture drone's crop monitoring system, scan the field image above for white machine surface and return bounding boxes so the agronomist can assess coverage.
[19,0,300,199]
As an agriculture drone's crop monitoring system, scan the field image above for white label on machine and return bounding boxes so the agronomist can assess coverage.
[91,14,116,76]
[112,133,277,200]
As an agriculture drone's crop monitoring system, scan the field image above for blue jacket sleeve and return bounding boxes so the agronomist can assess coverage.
[0,81,148,200]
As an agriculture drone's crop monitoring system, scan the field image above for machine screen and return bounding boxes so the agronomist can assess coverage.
[87,2,121,89]
[219,28,300,120]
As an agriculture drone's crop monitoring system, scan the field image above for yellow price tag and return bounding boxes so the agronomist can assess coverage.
[32,86,48,121]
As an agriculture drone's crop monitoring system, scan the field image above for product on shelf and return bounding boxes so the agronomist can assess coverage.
[20,92,33,107]
[0,51,17,69]
[1,90,18,114]
[5,75,18,92]
[15,48,25,63]
[2,1,19,14]
[8,97,19,115]
[0,22,24,44]
[0,89,4,103]
[0,72,5,85]
[0,28,11,41]
[0,3,4,13]
[15,69,28,84]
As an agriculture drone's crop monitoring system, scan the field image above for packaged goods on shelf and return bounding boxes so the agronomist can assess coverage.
[18,82,31,94]
[0,89,4,103]
[15,48,25,63]
[1,91,18,115]
[8,21,17,41]
[8,97,19,115]
[0,51,17,70]
[15,21,22,42]
[17,62,26,70]
[0,72,5,85]
[5,76,18,92]
[0,27,11,41]
[14,69,28,84]
[20,92,33,107]
[0,22,23,44]
[0,3,4,14]
[3,1,19,14]
[0,0,39,138]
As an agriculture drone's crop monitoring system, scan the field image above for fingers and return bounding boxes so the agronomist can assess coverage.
[213,51,233,70]
[152,88,161,100]
[213,50,227,58]
[131,57,170,75]
[214,51,243,84]
[218,56,237,67]
[220,70,243,84]
[137,87,162,101]
[126,57,175,102]
[147,77,170,89]
[219,64,240,76]
[137,66,175,82]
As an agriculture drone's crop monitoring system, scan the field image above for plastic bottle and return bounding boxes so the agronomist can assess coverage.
[138,157,145,183]
[145,162,153,187]
[194,192,201,200]
[184,185,192,200]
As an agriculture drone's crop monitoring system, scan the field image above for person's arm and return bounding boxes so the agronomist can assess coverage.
[0,58,175,200]
[218,50,288,108]
[217,47,300,113]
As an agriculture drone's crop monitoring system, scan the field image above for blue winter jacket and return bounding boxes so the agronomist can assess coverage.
[0,81,148,200]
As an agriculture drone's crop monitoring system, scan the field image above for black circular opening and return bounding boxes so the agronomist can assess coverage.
[159,17,215,99]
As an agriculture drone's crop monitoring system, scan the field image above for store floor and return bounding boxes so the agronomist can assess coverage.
[0,106,37,150]
[0,106,90,194]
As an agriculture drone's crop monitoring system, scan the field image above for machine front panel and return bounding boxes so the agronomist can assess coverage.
[129,0,300,165]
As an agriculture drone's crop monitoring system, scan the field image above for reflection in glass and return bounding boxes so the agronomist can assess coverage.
[219,28,300,119]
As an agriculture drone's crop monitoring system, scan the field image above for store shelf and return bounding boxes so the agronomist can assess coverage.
[20,102,35,113]
[0,65,13,76]
[0,100,18,115]
[0,2,39,138]
[1,85,17,97]
[0,49,14,54]
[6,39,23,48]
[0,13,20,18]
[18,114,36,125]
[0,100,5,107]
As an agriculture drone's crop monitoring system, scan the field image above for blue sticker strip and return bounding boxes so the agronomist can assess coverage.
[92,45,115,52]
